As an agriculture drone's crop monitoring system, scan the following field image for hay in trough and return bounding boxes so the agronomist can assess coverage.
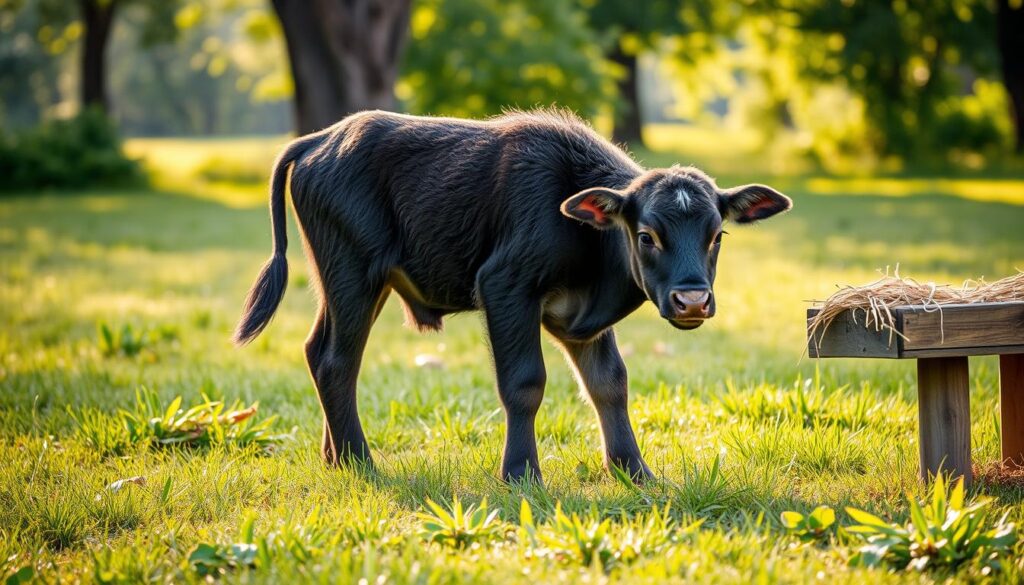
[808,268,1024,347]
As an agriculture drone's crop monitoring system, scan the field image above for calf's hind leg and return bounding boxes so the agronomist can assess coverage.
[305,276,388,467]
[303,308,335,463]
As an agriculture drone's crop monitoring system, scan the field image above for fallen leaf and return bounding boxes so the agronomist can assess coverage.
[97,476,147,500]
[107,476,146,492]
[224,405,258,424]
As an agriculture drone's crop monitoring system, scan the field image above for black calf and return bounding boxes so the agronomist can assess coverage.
[234,109,791,483]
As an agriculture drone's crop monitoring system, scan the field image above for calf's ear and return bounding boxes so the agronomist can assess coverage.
[561,187,627,228]
[718,184,792,224]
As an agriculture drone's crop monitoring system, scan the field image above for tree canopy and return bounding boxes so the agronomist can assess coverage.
[774,0,1008,157]
[400,0,615,118]
[1,0,1020,165]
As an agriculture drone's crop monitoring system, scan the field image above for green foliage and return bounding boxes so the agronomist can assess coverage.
[199,504,395,575]
[37,495,88,550]
[67,407,135,457]
[781,506,836,543]
[518,500,700,571]
[0,109,144,193]
[96,322,166,358]
[612,504,686,565]
[931,79,1014,156]
[525,502,614,568]
[114,1,291,136]
[256,507,338,562]
[716,374,876,431]
[3,566,34,585]
[400,0,615,118]
[0,0,65,128]
[845,475,1017,573]
[89,544,166,584]
[579,0,725,54]
[187,542,258,577]
[121,389,290,452]
[772,0,1006,158]
[417,496,503,549]
[69,388,292,456]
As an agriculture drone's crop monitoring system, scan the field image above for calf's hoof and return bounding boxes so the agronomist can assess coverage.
[501,461,544,486]
[608,457,654,484]
[322,443,374,471]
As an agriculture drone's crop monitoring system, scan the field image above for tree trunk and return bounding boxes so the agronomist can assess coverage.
[80,0,116,113]
[609,44,644,147]
[997,0,1024,153]
[271,0,411,135]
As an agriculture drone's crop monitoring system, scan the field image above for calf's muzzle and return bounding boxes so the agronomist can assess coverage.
[670,289,712,322]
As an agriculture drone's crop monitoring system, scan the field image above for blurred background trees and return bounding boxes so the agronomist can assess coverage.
[577,0,725,147]
[401,0,614,118]
[0,0,1022,187]
[271,0,411,134]
[773,0,1007,159]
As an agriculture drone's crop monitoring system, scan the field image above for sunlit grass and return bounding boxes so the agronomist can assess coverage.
[0,135,1022,582]
[804,177,1024,206]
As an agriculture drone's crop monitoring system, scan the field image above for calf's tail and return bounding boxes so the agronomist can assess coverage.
[233,133,323,345]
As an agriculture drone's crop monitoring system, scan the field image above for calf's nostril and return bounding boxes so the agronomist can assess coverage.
[671,291,685,310]
[671,289,711,316]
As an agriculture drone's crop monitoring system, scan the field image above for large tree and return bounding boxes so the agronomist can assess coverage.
[79,0,117,111]
[270,0,411,134]
[997,0,1024,153]
[579,0,718,146]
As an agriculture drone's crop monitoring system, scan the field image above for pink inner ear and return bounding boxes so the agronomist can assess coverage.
[743,196,777,218]
[577,196,607,223]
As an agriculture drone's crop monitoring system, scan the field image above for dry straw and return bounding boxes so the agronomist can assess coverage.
[807,268,1024,348]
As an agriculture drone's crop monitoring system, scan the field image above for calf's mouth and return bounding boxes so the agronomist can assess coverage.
[668,317,706,330]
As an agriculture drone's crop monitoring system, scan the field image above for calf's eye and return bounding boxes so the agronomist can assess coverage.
[638,232,655,248]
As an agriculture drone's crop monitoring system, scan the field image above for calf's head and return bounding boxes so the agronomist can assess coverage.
[561,167,791,330]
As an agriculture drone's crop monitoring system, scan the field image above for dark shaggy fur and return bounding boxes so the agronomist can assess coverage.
[234,109,791,483]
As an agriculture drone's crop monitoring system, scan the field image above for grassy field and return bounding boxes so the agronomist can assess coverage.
[2,131,1024,583]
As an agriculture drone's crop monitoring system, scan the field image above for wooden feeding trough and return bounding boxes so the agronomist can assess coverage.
[808,301,1024,487]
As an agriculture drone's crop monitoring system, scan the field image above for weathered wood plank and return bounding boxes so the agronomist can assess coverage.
[900,302,1024,351]
[806,308,900,359]
[917,357,972,486]
[808,302,1024,359]
[1000,353,1024,469]
[903,345,1024,359]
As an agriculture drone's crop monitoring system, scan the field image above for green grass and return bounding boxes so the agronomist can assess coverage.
[1,131,1023,583]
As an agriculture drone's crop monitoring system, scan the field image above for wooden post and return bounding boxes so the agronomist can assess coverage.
[1000,354,1024,469]
[917,357,972,486]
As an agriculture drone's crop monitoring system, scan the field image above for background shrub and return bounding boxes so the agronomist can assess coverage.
[0,108,145,193]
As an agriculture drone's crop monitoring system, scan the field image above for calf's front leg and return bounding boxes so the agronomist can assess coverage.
[480,289,547,483]
[558,330,652,480]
